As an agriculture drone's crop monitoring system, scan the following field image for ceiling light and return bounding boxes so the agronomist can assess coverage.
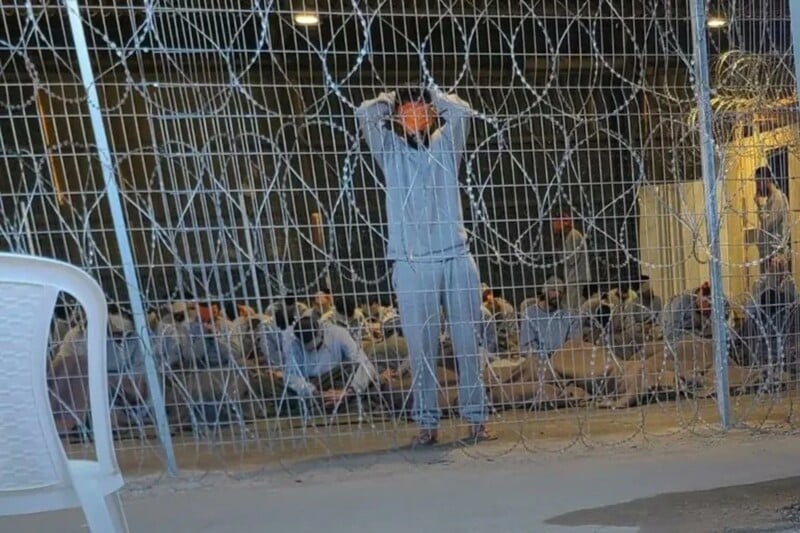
[707,16,727,29]
[294,12,320,26]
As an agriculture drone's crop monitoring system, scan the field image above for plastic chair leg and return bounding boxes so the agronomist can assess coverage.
[73,477,127,532]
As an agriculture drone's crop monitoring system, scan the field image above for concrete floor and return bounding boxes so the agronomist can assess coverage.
[4,432,800,532]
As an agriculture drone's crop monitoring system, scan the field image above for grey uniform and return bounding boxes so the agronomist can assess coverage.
[357,89,486,429]
[745,272,799,365]
[661,292,716,344]
[757,186,790,270]
[283,322,378,398]
[519,304,582,359]
[559,229,591,310]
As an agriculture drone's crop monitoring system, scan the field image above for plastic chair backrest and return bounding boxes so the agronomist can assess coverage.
[0,253,117,494]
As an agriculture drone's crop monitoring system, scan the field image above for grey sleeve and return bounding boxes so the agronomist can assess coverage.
[339,331,378,394]
[758,194,788,238]
[518,315,540,355]
[356,92,397,167]
[431,88,472,155]
[283,341,317,398]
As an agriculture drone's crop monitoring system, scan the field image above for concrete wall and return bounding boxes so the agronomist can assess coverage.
[638,124,800,304]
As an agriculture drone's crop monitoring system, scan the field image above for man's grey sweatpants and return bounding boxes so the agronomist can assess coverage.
[392,255,487,429]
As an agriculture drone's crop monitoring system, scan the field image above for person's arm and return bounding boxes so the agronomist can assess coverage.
[430,87,472,155]
[356,92,397,167]
[339,329,378,394]
[282,339,317,398]
[518,312,541,355]
[758,192,788,240]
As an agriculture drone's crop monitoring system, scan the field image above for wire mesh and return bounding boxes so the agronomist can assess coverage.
[2,0,799,484]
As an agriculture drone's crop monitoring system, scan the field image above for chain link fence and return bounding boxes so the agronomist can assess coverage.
[2,0,799,484]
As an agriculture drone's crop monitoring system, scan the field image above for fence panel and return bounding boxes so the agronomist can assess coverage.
[1,0,797,482]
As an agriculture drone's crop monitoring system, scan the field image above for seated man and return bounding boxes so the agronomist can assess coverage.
[743,254,798,367]
[633,275,663,323]
[661,282,718,344]
[752,253,797,302]
[580,291,616,344]
[519,277,583,359]
[365,297,403,341]
[313,288,335,317]
[187,303,236,368]
[283,315,379,409]
[49,310,148,435]
[607,277,665,358]
[481,283,519,355]
[320,294,371,343]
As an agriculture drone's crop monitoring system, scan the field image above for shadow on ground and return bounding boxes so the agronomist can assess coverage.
[547,476,800,533]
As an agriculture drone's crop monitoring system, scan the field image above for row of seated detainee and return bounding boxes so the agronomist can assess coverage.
[45,257,799,437]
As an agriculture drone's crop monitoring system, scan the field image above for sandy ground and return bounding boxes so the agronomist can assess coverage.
[4,429,800,533]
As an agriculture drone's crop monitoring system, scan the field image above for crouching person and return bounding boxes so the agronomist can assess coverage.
[283,315,379,416]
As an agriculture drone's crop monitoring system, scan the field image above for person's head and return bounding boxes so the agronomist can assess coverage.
[754,166,775,197]
[551,208,574,234]
[540,278,564,312]
[396,87,435,144]
[639,275,652,296]
[294,315,323,352]
[695,282,712,316]
[314,289,334,313]
[614,283,631,301]
[196,303,221,333]
[481,283,494,304]
[108,308,134,344]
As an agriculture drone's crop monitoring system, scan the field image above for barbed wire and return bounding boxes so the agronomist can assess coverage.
[2,0,800,485]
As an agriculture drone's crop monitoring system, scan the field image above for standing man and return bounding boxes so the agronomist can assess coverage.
[356,85,493,445]
[551,208,591,310]
[754,166,790,273]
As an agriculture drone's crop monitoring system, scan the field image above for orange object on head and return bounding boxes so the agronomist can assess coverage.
[197,304,218,323]
[398,101,433,134]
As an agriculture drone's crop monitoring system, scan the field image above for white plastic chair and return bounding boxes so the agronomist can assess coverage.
[0,253,127,531]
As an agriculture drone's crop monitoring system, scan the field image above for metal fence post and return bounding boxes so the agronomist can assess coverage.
[689,0,731,430]
[64,0,178,475]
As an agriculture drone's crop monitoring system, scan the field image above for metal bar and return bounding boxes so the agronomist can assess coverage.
[34,91,66,206]
[64,0,178,475]
[791,0,800,107]
[689,0,731,430]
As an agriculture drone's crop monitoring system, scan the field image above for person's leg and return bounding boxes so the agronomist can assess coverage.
[441,255,490,432]
[393,261,443,433]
